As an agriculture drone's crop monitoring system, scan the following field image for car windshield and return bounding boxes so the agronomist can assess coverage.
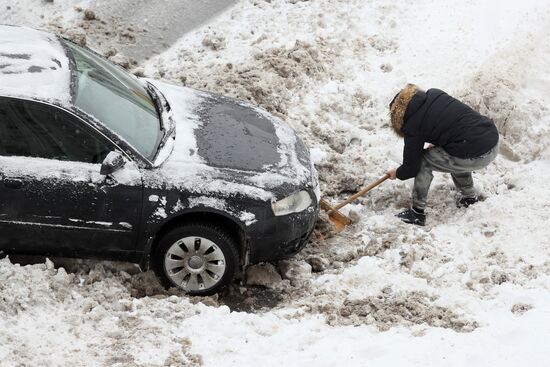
[65,41,161,160]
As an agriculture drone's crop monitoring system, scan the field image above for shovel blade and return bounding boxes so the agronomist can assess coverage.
[320,198,352,232]
[328,211,352,232]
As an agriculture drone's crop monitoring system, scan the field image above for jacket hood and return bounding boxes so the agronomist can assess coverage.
[389,84,421,137]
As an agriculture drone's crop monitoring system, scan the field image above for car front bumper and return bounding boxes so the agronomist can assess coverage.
[246,193,319,264]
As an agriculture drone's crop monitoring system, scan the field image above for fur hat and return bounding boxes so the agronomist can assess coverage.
[389,84,421,137]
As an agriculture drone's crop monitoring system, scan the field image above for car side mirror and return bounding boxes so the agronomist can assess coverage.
[100,151,126,176]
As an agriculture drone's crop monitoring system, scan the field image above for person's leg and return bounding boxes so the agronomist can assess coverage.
[452,145,499,206]
[398,148,446,226]
[411,147,456,210]
[400,145,498,225]
[450,172,476,198]
[411,156,434,210]
[418,145,498,205]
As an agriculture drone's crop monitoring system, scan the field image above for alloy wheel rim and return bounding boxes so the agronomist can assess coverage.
[164,236,226,291]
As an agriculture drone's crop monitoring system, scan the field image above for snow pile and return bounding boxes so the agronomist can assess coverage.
[326,289,477,332]
[2,0,550,366]
[0,258,203,366]
[141,0,550,364]
[456,26,550,162]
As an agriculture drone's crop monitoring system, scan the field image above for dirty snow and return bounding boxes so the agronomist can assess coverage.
[2,0,550,366]
[1,0,147,70]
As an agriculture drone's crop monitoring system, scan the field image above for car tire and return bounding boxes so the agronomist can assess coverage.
[152,222,239,296]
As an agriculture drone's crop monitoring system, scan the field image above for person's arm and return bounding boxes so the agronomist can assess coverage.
[395,135,424,180]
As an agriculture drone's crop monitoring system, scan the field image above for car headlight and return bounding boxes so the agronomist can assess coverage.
[271,191,312,216]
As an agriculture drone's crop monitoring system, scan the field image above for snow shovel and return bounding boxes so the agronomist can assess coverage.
[320,174,390,232]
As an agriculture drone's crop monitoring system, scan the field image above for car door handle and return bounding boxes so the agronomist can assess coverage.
[4,178,24,189]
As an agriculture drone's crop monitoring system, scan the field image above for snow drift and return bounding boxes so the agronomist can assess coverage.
[1,0,550,366]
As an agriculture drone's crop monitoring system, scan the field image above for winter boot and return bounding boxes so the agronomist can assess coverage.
[396,207,426,226]
[456,195,480,208]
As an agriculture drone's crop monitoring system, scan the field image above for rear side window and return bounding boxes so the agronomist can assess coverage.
[0,98,112,163]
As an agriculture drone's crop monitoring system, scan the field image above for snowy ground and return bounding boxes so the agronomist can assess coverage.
[2,0,550,366]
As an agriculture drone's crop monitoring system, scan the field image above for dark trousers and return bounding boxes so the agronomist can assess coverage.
[412,145,498,209]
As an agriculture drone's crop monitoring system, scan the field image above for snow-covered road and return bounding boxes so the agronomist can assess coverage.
[92,0,237,61]
[0,0,237,63]
[1,0,550,366]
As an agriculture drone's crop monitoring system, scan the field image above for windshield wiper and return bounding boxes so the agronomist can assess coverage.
[145,81,177,164]
[145,82,166,131]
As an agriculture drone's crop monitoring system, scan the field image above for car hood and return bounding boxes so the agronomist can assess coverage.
[145,79,315,201]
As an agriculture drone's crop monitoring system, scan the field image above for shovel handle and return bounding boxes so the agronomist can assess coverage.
[331,174,390,212]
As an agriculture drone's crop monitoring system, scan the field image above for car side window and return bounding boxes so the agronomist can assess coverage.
[0,98,112,164]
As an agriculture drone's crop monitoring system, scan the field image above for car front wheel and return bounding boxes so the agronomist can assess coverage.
[152,222,239,296]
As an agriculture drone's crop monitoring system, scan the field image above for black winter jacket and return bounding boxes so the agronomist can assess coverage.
[396,89,499,180]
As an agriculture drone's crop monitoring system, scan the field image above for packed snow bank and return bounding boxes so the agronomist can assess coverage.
[141,0,550,364]
[2,0,550,366]
[144,0,550,194]
[0,258,203,366]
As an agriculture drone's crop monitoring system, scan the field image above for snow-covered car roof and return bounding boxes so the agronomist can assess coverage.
[0,25,71,104]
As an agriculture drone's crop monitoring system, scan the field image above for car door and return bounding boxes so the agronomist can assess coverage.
[0,97,143,259]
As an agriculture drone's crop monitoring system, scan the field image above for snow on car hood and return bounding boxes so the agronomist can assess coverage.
[145,79,313,201]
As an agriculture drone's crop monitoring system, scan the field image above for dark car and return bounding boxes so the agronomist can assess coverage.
[0,25,319,295]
